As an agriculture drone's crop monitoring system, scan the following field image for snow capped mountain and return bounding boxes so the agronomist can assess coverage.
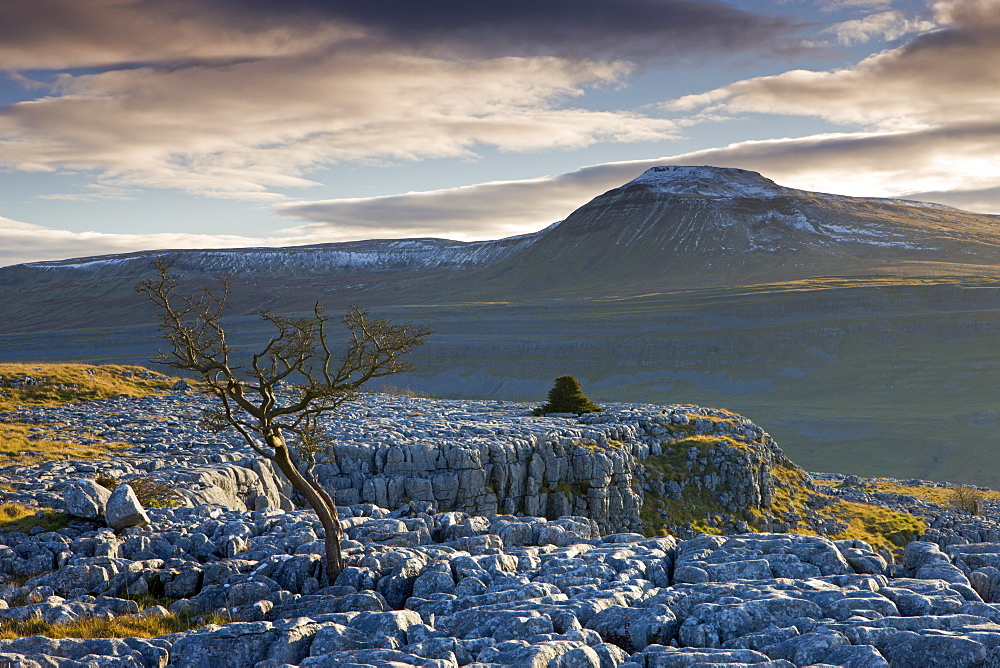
[4,165,1000,334]
[21,165,992,282]
[628,165,792,199]
[465,165,1000,294]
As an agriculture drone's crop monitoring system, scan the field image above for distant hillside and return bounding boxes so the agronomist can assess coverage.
[4,165,1000,486]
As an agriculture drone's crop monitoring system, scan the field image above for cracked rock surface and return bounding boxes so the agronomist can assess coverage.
[3,393,1000,666]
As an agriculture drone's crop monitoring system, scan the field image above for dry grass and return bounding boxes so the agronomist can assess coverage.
[828,500,927,551]
[0,502,71,534]
[0,422,129,466]
[0,610,231,640]
[948,487,986,515]
[867,480,1000,507]
[0,363,183,466]
[0,363,179,411]
[96,476,181,509]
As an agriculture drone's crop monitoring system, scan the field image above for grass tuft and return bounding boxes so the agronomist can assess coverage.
[0,502,71,534]
[96,476,181,509]
[866,479,1000,505]
[828,500,927,550]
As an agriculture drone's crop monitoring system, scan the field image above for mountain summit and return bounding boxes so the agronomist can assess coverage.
[628,165,791,199]
[472,165,1000,295]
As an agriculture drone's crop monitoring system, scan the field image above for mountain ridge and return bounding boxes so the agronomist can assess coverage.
[12,165,998,282]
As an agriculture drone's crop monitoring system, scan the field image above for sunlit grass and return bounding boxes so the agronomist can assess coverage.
[0,422,129,467]
[0,610,231,640]
[0,363,176,412]
[0,502,71,534]
[867,479,1000,506]
[828,500,927,551]
[0,363,184,466]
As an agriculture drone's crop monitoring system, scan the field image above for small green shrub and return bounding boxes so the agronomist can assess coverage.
[533,375,603,416]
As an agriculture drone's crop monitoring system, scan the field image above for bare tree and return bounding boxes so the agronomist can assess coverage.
[136,260,430,582]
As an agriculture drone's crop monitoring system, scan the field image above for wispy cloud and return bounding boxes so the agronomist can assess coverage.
[0,0,797,201]
[820,10,935,44]
[276,163,662,240]
[671,0,998,128]
[0,54,676,199]
[661,0,1000,203]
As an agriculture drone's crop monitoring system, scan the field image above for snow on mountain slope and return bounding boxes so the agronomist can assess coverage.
[12,165,1000,299]
[461,165,1000,296]
[613,165,991,254]
[629,165,792,199]
[26,229,549,276]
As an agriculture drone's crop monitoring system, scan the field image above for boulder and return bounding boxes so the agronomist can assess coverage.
[62,478,112,520]
[104,484,150,531]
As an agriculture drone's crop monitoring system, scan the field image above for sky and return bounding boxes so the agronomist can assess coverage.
[0,0,998,267]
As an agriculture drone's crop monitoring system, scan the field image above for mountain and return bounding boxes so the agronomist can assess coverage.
[5,165,1000,325]
[0,230,546,334]
[4,165,1000,486]
[471,165,1000,296]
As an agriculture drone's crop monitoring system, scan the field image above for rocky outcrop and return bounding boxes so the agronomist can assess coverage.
[3,393,809,536]
[310,399,806,535]
[4,499,1000,667]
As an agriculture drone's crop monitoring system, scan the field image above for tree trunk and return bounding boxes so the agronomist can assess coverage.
[268,435,345,584]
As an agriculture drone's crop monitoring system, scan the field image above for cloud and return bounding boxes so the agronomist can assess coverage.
[0,0,797,70]
[815,0,895,10]
[262,0,800,61]
[276,163,664,240]
[0,0,804,201]
[0,0,353,70]
[0,53,676,198]
[821,10,935,44]
[669,0,999,129]
[0,215,323,267]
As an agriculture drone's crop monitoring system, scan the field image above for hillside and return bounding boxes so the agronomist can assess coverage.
[3,165,1000,485]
